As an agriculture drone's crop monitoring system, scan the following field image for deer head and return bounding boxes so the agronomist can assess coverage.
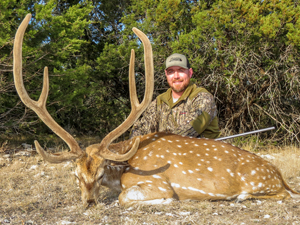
[13,14,154,207]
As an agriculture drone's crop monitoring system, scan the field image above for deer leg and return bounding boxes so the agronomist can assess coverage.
[236,186,291,202]
[249,190,291,200]
[119,183,176,206]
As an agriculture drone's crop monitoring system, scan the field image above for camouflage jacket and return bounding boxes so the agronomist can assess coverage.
[131,84,220,139]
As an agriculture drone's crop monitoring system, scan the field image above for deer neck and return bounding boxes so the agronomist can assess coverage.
[101,161,129,191]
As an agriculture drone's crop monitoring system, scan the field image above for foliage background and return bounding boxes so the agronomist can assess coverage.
[0,0,299,146]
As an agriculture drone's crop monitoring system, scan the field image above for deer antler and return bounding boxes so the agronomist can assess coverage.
[95,28,154,160]
[13,14,83,162]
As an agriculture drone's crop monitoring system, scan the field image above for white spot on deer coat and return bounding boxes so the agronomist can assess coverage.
[251,170,256,175]
[152,175,161,179]
[207,167,213,171]
[171,183,180,188]
[188,187,206,194]
[188,170,193,173]
[177,145,182,148]
[158,187,167,192]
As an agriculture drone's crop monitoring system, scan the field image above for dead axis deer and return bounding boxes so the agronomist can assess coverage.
[14,14,299,207]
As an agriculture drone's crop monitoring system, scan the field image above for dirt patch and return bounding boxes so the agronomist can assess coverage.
[1,146,300,224]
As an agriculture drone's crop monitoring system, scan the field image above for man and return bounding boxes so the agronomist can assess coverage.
[131,53,220,139]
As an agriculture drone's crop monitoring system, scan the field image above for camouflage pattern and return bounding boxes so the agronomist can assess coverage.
[131,84,220,138]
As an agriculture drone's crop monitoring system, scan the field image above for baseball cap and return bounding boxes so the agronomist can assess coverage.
[165,53,190,69]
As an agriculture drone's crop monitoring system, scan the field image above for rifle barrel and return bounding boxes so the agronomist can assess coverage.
[215,127,276,141]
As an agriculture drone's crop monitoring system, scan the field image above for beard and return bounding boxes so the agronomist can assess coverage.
[168,79,189,93]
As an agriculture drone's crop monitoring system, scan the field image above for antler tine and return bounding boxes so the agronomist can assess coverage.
[96,27,154,160]
[13,14,83,162]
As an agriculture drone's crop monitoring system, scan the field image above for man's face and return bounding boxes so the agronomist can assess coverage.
[165,66,193,94]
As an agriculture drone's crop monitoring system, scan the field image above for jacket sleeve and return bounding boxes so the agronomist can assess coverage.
[190,92,219,137]
[130,99,158,138]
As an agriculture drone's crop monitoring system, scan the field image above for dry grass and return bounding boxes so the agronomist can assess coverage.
[1,145,300,225]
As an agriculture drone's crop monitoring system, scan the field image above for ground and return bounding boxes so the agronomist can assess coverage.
[0,143,300,225]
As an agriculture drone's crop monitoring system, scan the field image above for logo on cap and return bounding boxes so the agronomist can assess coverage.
[169,57,182,62]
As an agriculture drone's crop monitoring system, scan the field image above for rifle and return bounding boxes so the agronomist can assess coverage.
[215,126,276,141]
